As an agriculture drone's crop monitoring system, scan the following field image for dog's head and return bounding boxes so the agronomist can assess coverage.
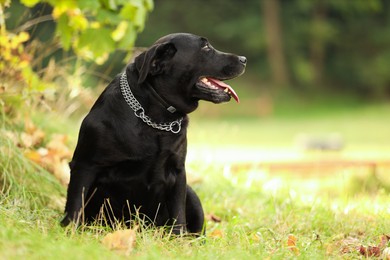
[134,33,246,113]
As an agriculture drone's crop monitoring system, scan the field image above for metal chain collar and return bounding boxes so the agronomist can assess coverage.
[120,72,183,134]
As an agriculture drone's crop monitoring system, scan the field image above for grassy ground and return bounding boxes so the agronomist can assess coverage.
[1,101,390,259]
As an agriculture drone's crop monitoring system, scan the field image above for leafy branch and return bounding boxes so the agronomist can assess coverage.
[19,0,153,64]
[0,0,153,116]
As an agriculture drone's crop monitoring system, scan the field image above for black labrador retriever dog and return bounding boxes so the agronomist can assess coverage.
[61,33,246,235]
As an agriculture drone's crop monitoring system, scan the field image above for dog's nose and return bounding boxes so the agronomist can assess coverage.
[239,56,247,65]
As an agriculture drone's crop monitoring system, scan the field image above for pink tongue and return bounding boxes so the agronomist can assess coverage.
[207,78,240,103]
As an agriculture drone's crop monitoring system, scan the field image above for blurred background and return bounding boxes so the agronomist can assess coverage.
[135,0,390,118]
[3,0,390,114]
[1,0,390,189]
[140,0,390,95]
[1,2,389,257]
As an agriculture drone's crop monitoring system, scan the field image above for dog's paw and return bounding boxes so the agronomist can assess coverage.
[60,213,71,227]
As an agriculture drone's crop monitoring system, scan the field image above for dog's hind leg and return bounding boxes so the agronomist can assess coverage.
[185,185,205,235]
[60,165,98,227]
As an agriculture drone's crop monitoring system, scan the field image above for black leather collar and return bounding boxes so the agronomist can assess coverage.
[146,83,177,114]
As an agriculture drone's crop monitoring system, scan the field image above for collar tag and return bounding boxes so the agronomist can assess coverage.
[167,106,177,113]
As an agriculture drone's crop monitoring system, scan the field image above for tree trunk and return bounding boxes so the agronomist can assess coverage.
[262,0,289,86]
[310,0,327,85]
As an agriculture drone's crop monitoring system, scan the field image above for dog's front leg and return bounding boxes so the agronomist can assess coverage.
[60,165,98,227]
[167,169,187,235]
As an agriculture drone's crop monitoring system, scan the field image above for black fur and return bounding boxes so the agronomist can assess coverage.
[61,33,246,235]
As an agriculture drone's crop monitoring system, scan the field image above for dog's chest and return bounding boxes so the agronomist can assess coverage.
[141,134,186,179]
[103,133,186,187]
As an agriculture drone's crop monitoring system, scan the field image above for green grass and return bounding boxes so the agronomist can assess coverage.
[1,102,390,259]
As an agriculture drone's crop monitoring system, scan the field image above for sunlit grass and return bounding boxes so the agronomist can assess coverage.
[189,102,390,150]
[0,102,389,258]
[188,159,389,258]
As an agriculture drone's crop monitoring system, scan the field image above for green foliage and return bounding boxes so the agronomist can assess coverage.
[19,0,153,64]
[0,0,152,118]
[281,0,390,93]
[0,26,44,112]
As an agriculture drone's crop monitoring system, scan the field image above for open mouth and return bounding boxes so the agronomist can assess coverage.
[196,77,240,103]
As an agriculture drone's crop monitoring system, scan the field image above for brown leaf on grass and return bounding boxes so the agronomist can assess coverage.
[20,119,45,148]
[358,245,367,256]
[46,134,72,159]
[358,235,390,258]
[328,234,390,257]
[24,118,37,135]
[6,119,72,185]
[209,229,224,238]
[368,246,381,257]
[359,245,381,257]
[380,235,390,248]
[24,149,43,163]
[102,228,137,255]
[206,213,222,223]
[20,130,45,148]
[24,134,71,185]
[333,236,361,254]
[287,234,300,255]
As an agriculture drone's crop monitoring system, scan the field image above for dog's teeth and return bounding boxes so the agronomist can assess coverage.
[224,88,229,93]
[200,78,222,90]
[208,82,215,88]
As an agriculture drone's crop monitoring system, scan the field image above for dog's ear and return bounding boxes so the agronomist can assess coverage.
[135,42,177,84]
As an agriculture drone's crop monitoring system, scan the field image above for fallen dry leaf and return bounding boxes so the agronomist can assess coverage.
[358,245,367,256]
[19,119,45,148]
[24,150,43,163]
[209,229,224,238]
[206,213,222,223]
[24,118,37,134]
[23,133,72,185]
[335,236,361,254]
[380,235,390,248]
[5,118,72,185]
[359,245,381,257]
[20,130,45,148]
[46,134,71,159]
[287,234,300,255]
[328,234,390,257]
[102,228,137,255]
[368,246,381,257]
[358,234,390,258]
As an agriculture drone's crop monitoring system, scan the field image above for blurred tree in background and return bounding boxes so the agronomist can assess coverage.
[1,0,390,118]
[282,0,390,96]
[138,0,390,98]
